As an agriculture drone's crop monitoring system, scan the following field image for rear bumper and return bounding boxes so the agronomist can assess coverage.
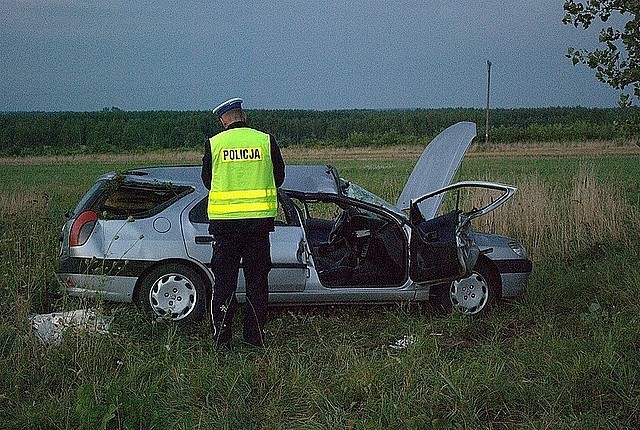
[56,272,136,302]
[56,255,145,302]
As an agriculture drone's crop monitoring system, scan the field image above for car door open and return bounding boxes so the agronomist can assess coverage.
[409,207,476,284]
[408,181,517,284]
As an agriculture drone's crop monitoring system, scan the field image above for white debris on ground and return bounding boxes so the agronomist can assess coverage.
[389,334,418,349]
[28,309,112,346]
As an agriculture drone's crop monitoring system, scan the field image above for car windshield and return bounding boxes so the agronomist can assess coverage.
[341,180,405,217]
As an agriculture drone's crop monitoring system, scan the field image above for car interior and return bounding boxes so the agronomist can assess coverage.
[189,192,408,288]
[284,196,407,288]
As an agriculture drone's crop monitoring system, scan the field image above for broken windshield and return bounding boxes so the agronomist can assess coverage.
[341,180,405,217]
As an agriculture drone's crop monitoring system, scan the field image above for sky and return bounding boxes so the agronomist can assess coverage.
[0,0,623,111]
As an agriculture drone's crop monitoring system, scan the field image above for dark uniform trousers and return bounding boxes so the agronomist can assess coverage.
[210,226,271,347]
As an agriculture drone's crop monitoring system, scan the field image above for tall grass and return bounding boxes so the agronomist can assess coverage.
[473,163,640,259]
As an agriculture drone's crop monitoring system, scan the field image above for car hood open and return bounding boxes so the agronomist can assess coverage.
[395,121,476,213]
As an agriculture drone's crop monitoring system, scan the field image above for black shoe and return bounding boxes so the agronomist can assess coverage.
[243,326,264,347]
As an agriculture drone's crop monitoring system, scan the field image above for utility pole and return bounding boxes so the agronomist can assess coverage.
[485,60,492,144]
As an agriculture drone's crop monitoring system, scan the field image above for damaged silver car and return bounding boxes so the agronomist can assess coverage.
[57,122,532,322]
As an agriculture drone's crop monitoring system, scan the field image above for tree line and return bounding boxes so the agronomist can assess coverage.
[0,107,637,156]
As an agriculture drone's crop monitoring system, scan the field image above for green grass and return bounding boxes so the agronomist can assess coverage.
[1,153,639,429]
[334,155,640,207]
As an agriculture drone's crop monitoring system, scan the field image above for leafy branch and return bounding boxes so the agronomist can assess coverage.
[563,0,640,106]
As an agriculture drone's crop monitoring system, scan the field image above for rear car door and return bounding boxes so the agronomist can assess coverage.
[182,196,307,293]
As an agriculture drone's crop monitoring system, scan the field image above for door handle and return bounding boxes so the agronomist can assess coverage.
[195,236,214,244]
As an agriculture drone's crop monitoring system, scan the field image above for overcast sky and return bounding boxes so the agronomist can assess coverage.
[0,0,622,111]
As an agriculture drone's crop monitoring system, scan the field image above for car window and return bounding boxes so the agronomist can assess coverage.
[94,181,193,220]
[432,185,511,222]
[188,195,301,226]
[72,179,109,216]
[189,198,209,224]
[277,192,302,226]
[302,199,340,221]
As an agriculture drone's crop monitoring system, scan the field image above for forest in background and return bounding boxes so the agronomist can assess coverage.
[1,107,638,156]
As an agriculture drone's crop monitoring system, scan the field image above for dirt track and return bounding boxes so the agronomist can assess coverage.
[0,141,638,165]
[283,141,640,162]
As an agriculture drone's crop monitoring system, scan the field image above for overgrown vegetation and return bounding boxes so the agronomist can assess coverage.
[1,107,638,156]
[1,150,639,428]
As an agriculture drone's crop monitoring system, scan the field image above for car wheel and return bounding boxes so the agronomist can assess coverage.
[136,263,206,323]
[428,261,500,316]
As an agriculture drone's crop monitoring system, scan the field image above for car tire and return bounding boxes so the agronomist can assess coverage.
[135,263,207,323]
[427,260,501,316]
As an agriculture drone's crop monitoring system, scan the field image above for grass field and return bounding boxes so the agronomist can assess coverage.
[1,144,639,429]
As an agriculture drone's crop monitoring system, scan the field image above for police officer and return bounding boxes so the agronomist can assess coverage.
[201,98,285,348]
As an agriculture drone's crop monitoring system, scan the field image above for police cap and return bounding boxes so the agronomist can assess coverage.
[212,98,243,118]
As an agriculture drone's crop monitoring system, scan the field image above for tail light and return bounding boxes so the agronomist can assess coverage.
[70,210,98,246]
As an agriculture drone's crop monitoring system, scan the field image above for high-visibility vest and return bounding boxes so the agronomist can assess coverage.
[207,127,278,220]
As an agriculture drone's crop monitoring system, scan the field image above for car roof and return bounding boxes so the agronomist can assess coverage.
[122,165,206,191]
[120,164,342,196]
